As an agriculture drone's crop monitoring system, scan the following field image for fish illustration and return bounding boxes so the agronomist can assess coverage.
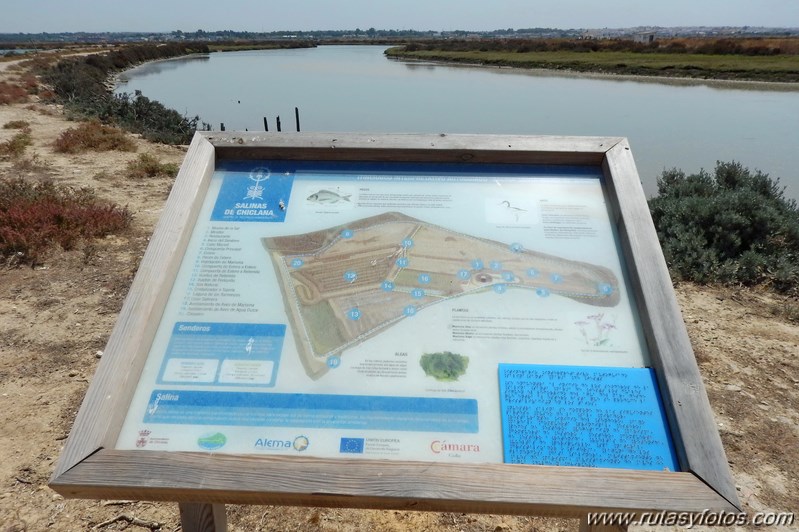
[307,189,351,204]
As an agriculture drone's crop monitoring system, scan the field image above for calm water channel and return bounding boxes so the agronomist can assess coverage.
[116,45,799,199]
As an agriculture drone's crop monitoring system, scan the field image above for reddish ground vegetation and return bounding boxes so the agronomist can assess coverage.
[0,178,132,265]
[0,81,29,105]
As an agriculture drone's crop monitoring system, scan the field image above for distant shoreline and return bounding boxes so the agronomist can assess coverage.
[385,45,799,87]
[387,54,799,92]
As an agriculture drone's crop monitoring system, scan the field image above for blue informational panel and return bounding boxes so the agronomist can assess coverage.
[142,391,478,433]
[498,364,678,471]
[157,322,285,387]
[211,166,294,222]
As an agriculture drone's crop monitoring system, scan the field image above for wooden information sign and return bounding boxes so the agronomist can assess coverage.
[50,133,740,531]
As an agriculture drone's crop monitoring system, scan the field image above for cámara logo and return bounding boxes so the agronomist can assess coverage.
[430,440,481,454]
[197,432,227,451]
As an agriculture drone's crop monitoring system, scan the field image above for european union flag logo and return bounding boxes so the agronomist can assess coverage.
[339,437,365,454]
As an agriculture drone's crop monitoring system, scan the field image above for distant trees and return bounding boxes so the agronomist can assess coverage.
[394,37,791,56]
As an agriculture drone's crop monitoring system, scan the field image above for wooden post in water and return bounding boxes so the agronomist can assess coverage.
[276,116,282,132]
[295,107,301,132]
[263,117,268,132]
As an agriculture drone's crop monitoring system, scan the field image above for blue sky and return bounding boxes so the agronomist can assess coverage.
[2,0,797,33]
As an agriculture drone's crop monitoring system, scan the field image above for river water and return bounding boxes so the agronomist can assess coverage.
[116,45,799,199]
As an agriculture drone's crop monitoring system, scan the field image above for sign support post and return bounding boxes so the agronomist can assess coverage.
[179,502,227,532]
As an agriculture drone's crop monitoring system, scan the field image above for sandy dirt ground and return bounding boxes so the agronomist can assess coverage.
[0,60,797,531]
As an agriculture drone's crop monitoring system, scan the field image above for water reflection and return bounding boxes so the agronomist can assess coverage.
[116,45,799,199]
[393,56,799,93]
[116,54,210,82]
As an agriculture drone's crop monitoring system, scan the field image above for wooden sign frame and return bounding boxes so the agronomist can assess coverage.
[50,133,740,523]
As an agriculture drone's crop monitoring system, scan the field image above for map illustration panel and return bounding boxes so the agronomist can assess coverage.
[263,212,620,379]
[118,160,656,464]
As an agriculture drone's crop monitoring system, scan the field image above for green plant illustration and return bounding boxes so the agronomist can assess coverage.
[420,351,469,382]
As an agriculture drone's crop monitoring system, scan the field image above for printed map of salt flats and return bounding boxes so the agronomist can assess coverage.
[263,212,620,379]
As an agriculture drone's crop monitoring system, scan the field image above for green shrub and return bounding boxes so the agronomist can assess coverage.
[53,120,136,153]
[42,43,208,145]
[0,132,32,159]
[3,120,30,129]
[0,178,131,265]
[649,161,799,295]
[126,153,179,178]
[101,93,199,145]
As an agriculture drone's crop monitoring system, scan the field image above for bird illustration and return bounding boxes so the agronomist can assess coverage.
[499,200,527,222]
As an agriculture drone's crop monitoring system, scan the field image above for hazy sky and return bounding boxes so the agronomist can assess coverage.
[2,0,797,33]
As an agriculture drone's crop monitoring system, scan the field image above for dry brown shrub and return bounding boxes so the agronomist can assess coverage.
[53,120,136,154]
